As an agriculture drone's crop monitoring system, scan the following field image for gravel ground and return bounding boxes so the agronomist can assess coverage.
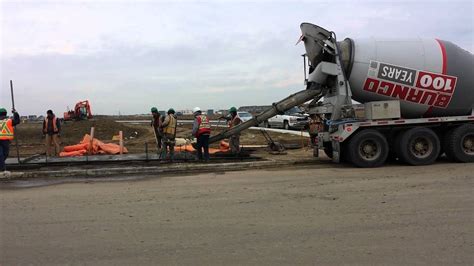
[1,162,473,265]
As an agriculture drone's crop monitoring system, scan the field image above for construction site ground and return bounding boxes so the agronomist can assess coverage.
[14,117,308,157]
[1,161,473,265]
[2,117,473,265]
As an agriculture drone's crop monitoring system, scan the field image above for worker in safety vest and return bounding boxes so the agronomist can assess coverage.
[225,106,242,154]
[150,107,163,152]
[160,108,177,161]
[42,110,61,157]
[307,113,323,157]
[192,107,211,162]
[0,107,20,177]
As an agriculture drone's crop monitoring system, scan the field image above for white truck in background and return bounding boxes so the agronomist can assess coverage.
[265,107,307,130]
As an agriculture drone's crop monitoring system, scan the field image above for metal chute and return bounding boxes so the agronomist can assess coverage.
[209,88,323,144]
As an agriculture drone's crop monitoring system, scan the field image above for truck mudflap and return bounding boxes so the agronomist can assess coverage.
[332,141,341,163]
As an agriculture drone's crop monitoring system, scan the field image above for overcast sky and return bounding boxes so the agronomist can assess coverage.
[1,0,473,115]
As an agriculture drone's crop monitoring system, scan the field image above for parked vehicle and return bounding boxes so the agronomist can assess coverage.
[265,107,307,130]
[237,111,253,122]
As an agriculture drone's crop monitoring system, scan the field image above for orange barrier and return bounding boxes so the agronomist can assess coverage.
[59,149,87,157]
[63,143,88,152]
[100,143,129,155]
[60,134,128,157]
[220,141,229,150]
[174,140,230,154]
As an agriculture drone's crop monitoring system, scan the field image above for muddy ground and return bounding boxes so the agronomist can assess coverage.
[1,162,473,265]
[14,117,308,156]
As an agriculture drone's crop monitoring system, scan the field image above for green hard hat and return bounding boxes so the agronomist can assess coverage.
[229,106,237,113]
[168,108,175,114]
[151,107,158,113]
[0,108,7,114]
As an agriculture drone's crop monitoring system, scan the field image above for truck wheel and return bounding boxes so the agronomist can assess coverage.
[444,124,474,162]
[397,127,440,165]
[283,120,290,130]
[347,129,388,168]
[323,142,333,158]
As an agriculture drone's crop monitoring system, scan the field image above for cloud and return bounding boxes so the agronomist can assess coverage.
[1,0,472,115]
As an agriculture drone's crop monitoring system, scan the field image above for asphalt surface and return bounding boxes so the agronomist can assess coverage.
[1,162,473,265]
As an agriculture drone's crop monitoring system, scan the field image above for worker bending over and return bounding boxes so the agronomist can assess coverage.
[150,107,163,153]
[223,107,242,155]
[0,108,20,177]
[192,107,211,162]
[43,110,61,157]
[160,108,177,161]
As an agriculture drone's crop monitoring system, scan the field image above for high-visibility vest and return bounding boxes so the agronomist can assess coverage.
[228,115,241,128]
[44,116,59,133]
[0,118,14,140]
[163,115,177,135]
[196,115,211,137]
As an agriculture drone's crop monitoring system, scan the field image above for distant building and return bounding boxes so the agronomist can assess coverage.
[179,109,194,115]
[238,105,272,114]
[216,109,228,116]
[207,109,214,116]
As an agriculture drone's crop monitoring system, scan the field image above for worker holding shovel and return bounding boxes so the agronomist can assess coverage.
[222,107,242,155]
[150,107,163,154]
[160,108,178,161]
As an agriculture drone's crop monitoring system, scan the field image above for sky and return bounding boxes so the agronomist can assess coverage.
[1,0,473,115]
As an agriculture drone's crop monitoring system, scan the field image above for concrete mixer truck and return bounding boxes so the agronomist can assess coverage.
[209,23,473,167]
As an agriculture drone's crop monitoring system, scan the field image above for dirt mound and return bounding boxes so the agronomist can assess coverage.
[60,119,142,145]
[11,118,146,156]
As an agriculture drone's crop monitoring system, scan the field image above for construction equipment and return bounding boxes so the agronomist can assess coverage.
[64,100,93,121]
[210,22,473,167]
[259,130,286,154]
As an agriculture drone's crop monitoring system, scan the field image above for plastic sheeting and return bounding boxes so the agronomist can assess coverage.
[60,134,128,157]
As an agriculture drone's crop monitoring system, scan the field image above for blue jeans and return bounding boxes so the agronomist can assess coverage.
[196,134,210,161]
[0,140,10,171]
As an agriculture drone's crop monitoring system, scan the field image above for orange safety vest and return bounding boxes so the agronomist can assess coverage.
[163,115,177,135]
[0,118,14,140]
[44,116,59,134]
[196,115,211,137]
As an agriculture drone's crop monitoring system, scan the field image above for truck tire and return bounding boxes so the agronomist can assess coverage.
[396,127,440,166]
[283,120,290,130]
[347,129,388,168]
[323,142,333,159]
[444,124,474,163]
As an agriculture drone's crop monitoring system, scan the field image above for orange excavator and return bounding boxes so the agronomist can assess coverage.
[64,100,93,121]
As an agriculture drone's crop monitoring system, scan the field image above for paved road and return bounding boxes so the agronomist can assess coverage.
[1,163,473,265]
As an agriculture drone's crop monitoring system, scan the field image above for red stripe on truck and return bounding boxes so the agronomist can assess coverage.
[436,39,447,74]
[424,40,446,118]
